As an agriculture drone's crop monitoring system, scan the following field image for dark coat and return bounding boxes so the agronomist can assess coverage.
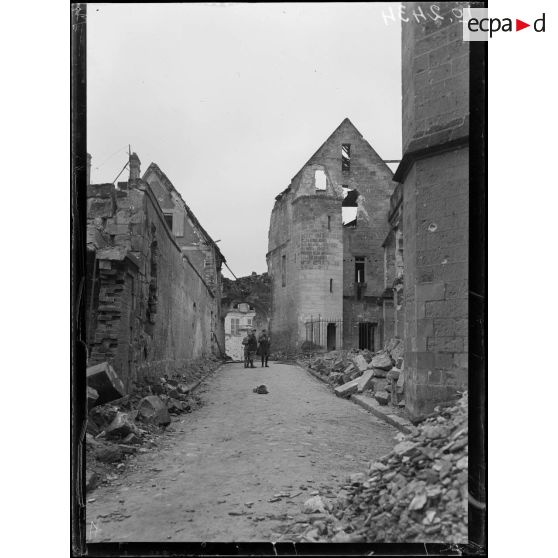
[246,333,258,352]
[258,334,270,354]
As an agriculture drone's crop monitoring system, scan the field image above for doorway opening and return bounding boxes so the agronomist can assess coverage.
[358,322,375,351]
[326,323,336,351]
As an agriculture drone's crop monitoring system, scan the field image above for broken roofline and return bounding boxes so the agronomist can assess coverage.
[273,117,395,200]
[142,162,226,263]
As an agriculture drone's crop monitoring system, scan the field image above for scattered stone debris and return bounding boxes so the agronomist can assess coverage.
[299,339,406,412]
[374,391,390,406]
[87,387,99,409]
[85,356,222,494]
[253,385,269,394]
[282,392,468,543]
[87,362,126,405]
[137,396,171,427]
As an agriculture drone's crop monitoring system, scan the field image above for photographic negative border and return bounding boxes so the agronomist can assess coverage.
[70,2,487,555]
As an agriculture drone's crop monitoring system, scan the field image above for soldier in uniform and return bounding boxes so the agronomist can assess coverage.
[258,329,270,367]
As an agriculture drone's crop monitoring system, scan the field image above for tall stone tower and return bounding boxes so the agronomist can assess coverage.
[395,2,470,419]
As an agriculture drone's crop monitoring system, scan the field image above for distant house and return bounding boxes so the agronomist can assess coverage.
[224,302,256,361]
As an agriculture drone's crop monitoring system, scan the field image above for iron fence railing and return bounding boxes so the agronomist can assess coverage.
[304,316,343,350]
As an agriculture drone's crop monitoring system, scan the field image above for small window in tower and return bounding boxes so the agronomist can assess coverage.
[341,144,351,171]
[330,278,333,293]
[355,257,365,283]
[315,169,327,190]
[281,254,286,287]
[327,215,331,231]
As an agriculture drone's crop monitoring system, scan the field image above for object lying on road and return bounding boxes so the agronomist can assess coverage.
[253,385,269,394]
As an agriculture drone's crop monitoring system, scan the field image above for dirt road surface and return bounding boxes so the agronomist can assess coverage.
[86,362,398,542]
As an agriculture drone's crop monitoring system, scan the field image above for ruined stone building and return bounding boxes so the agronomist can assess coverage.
[267,119,395,353]
[85,153,226,390]
[389,1,470,419]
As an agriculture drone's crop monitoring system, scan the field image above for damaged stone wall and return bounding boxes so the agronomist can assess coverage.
[381,182,404,346]
[86,173,222,390]
[142,162,226,356]
[327,121,394,350]
[267,119,395,353]
[395,2,469,420]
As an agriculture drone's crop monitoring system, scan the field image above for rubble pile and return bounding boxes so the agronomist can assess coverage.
[85,356,222,493]
[299,338,405,408]
[285,392,468,544]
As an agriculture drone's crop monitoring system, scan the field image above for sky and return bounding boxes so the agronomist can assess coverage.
[87,3,402,279]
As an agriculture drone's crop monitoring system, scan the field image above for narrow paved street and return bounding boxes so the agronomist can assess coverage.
[87,362,398,542]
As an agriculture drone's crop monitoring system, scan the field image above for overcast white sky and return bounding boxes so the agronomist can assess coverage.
[87,3,402,278]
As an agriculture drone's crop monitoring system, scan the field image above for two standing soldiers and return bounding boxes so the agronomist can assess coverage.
[242,329,270,368]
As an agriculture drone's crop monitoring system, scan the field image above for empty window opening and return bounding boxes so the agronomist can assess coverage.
[315,169,327,191]
[329,278,333,293]
[355,257,365,283]
[341,144,351,171]
[327,215,331,231]
[164,213,173,230]
[342,207,357,227]
[281,254,286,287]
[342,187,359,227]
[342,188,359,206]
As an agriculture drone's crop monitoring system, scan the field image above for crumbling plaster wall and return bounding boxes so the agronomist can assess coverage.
[142,166,226,356]
[86,179,220,389]
[399,1,469,420]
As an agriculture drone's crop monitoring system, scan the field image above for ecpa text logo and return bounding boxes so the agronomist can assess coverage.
[463,8,546,40]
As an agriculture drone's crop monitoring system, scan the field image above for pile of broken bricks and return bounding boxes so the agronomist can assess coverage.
[85,359,220,494]
[281,392,468,544]
[299,338,405,408]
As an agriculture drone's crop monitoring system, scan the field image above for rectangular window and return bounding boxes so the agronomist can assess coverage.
[281,254,286,287]
[341,144,351,171]
[355,257,365,283]
[231,318,240,336]
[329,278,333,293]
[164,213,173,230]
[327,215,331,231]
[315,169,327,190]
